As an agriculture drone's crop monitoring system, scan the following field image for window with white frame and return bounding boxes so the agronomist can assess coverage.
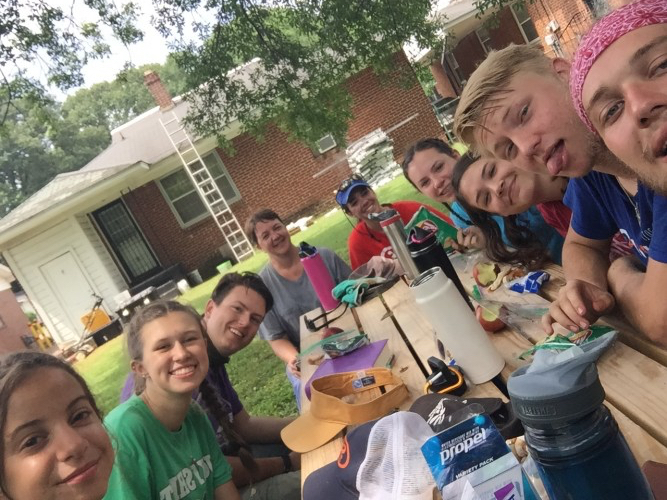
[159,152,241,227]
[476,25,493,54]
[511,3,539,43]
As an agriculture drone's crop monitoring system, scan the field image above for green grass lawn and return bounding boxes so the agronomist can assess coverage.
[74,335,128,416]
[76,174,443,418]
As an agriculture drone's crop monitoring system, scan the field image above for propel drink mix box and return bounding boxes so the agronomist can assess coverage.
[422,414,534,500]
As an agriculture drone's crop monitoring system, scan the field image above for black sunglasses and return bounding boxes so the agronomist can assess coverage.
[304,303,349,332]
[336,174,366,195]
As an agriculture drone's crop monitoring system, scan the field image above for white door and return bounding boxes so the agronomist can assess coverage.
[40,252,96,336]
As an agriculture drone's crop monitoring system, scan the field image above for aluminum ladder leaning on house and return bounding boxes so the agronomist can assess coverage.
[159,110,254,262]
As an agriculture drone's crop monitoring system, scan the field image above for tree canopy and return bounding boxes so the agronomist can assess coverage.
[2,1,445,148]
[0,59,188,216]
[0,0,143,125]
[0,0,447,215]
[159,0,444,149]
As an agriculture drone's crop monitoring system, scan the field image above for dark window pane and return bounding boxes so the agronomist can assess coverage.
[173,191,207,224]
[204,154,224,176]
[160,152,239,225]
[512,3,529,22]
[522,20,539,41]
[161,170,194,199]
[512,4,539,42]
[215,176,236,201]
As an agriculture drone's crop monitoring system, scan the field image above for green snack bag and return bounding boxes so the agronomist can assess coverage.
[518,325,615,360]
[405,206,458,249]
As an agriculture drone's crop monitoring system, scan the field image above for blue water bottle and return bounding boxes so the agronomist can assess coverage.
[508,334,653,500]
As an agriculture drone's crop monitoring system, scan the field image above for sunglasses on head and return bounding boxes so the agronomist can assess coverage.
[336,174,366,195]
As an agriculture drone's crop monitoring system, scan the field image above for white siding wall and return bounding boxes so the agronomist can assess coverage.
[74,214,127,297]
[5,217,126,346]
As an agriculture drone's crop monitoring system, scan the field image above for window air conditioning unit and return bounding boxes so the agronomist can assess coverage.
[316,134,337,154]
[547,20,560,33]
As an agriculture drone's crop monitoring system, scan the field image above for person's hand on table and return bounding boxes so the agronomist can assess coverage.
[541,279,615,333]
[447,226,486,253]
[287,357,301,378]
[359,255,403,278]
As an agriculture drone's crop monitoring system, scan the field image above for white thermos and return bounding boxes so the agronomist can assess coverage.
[409,266,504,384]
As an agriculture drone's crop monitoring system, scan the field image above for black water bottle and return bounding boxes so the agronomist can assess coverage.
[406,225,473,311]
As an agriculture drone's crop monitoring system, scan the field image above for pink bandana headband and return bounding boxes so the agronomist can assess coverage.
[570,0,667,134]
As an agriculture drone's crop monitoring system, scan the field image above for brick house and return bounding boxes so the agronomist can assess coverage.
[0,51,443,346]
[425,0,613,99]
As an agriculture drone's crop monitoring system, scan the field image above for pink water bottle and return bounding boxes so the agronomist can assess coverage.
[300,242,340,311]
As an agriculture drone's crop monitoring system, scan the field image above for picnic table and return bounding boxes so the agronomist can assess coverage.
[298,271,507,487]
[450,255,667,465]
[298,253,667,490]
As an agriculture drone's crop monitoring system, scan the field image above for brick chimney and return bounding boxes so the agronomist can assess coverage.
[143,70,174,110]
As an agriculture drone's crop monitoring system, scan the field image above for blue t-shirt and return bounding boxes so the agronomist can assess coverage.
[564,171,667,265]
[450,201,564,264]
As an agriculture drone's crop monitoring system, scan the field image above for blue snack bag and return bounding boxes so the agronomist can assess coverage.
[422,412,537,500]
[506,271,550,294]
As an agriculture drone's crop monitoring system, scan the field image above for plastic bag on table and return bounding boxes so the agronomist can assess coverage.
[297,329,369,367]
[349,255,403,280]
[448,248,486,275]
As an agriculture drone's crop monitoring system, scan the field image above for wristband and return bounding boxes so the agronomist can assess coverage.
[281,454,292,474]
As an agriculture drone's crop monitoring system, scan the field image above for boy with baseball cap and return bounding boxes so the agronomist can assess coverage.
[335,174,453,269]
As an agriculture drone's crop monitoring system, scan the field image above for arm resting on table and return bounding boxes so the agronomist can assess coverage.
[542,229,615,332]
[608,255,667,346]
[562,228,611,288]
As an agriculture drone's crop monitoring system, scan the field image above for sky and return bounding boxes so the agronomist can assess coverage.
[80,21,171,89]
[44,0,172,98]
[44,0,453,97]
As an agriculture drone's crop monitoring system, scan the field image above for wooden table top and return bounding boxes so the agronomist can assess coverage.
[298,277,506,488]
[445,252,667,465]
[299,253,667,491]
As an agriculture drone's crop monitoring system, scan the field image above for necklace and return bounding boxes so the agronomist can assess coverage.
[618,179,641,226]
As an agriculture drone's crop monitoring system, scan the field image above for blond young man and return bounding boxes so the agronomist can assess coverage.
[453,44,627,178]
[453,43,667,346]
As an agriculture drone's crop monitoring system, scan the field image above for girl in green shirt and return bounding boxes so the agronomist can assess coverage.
[104,300,240,500]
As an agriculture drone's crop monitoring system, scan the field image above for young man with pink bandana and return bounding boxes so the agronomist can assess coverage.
[543,0,667,346]
[570,0,667,195]
[453,0,667,346]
